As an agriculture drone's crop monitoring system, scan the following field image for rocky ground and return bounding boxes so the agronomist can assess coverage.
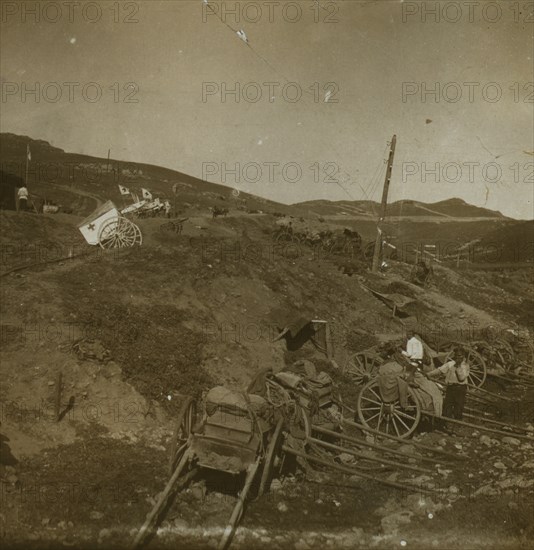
[1,208,533,549]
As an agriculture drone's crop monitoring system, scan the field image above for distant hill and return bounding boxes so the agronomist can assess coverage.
[0,133,292,217]
[0,133,515,227]
[295,197,506,220]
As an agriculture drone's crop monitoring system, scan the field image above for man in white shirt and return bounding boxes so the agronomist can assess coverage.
[17,186,29,211]
[402,330,424,366]
[427,350,470,421]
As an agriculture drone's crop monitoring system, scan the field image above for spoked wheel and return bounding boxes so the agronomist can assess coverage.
[440,343,487,387]
[168,397,196,476]
[470,341,506,374]
[492,339,516,370]
[357,379,421,438]
[345,352,384,386]
[275,232,299,245]
[99,216,143,249]
[258,417,284,496]
[511,336,534,372]
[339,239,361,260]
[363,242,377,262]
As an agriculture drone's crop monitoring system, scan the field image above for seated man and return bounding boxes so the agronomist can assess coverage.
[412,261,431,285]
[392,348,443,416]
[402,330,424,367]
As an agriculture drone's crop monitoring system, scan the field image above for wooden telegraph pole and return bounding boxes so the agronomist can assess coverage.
[371,135,397,272]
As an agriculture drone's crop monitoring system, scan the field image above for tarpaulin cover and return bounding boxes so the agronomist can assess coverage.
[205,386,269,418]
[412,372,443,416]
[378,361,409,407]
[363,285,421,316]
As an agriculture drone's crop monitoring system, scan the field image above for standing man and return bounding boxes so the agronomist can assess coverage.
[427,349,470,421]
[17,185,29,212]
[402,329,424,367]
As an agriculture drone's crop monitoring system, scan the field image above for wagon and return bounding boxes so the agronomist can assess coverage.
[135,364,524,549]
[345,338,488,389]
[168,387,284,496]
[78,200,142,249]
[134,388,284,550]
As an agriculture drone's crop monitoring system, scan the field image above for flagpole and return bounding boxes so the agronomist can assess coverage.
[25,144,30,187]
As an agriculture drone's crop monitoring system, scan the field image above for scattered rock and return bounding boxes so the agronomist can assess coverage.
[98,528,111,540]
[501,457,517,468]
[338,452,355,464]
[173,518,188,529]
[502,436,521,446]
[294,540,311,550]
[89,511,104,520]
[480,435,492,446]
[277,502,288,513]
[474,484,499,496]
[494,462,507,470]
[381,511,413,534]
[398,444,418,456]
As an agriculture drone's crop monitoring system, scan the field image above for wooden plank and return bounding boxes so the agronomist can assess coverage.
[421,412,534,440]
[218,456,261,550]
[132,450,195,549]
[312,425,444,465]
[308,437,433,474]
[282,445,440,494]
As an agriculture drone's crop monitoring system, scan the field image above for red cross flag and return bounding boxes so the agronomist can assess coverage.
[141,188,152,200]
[118,185,130,195]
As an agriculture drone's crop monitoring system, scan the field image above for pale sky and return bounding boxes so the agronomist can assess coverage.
[1,0,533,218]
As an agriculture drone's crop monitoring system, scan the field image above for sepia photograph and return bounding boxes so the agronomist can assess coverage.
[0,1,533,548]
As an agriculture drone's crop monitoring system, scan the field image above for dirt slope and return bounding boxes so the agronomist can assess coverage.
[1,140,533,549]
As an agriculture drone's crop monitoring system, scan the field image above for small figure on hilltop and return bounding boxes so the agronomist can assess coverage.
[164,200,172,218]
[412,260,433,286]
[17,185,29,211]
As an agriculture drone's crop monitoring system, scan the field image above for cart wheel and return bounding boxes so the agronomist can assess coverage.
[276,232,298,245]
[168,397,196,476]
[511,336,534,371]
[345,352,384,386]
[493,338,515,364]
[99,217,143,249]
[471,341,506,373]
[441,344,487,387]
[258,417,284,496]
[357,379,421,438]
[363,242,375,261]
